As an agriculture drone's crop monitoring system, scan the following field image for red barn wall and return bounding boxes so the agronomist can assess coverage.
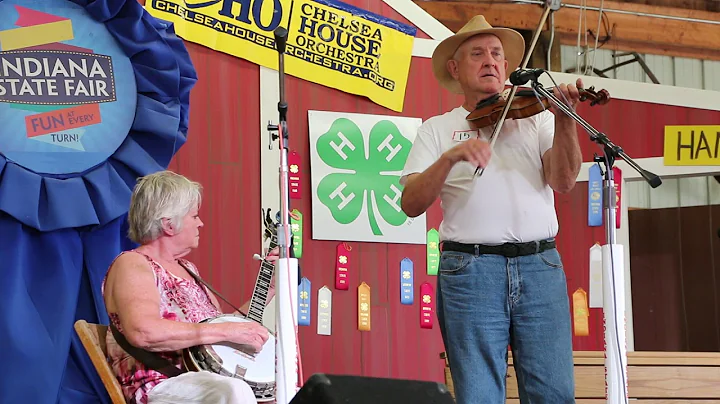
[555,101,720,350]
[162,1,720,383]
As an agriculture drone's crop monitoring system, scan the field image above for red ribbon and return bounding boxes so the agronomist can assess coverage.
[335,243,351,290]
[420,282,434,329]
[289,151,302,200]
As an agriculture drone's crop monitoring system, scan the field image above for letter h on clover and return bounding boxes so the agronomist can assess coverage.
[316,118,412,236]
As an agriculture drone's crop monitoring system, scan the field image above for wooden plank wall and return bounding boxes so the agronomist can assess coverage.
[629,205,720,352]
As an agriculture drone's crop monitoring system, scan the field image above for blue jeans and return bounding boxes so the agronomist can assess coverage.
[437,245,575,404]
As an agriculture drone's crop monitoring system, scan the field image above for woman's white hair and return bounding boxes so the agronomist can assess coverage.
[128,170,202,244]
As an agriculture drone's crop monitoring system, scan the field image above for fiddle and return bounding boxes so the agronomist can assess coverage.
[466,86,610,129]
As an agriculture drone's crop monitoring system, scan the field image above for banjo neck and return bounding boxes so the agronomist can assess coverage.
[245,233,278,324]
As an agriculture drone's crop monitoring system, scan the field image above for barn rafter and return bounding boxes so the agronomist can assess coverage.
[413,0,720,62]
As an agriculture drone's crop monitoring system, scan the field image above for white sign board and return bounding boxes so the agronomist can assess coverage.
[308,110,426,244]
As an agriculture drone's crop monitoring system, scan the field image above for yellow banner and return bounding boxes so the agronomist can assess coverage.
[664,125,720,166]
[144,0,416,112]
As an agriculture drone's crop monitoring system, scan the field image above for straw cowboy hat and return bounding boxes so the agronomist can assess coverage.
[432,15,525,94]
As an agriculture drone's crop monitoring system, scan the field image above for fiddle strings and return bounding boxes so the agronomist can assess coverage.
[531,73,549,112]
[541,73,574,112]
[473,86,520,178]
[523,71,574,112]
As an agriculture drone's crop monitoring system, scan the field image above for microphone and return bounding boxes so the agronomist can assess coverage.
[274,27,288,54]
[509,68,545,86]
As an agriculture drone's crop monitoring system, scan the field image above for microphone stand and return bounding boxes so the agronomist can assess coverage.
[267,26,300,404]
[474,0,561,178]
[527,75,661,404]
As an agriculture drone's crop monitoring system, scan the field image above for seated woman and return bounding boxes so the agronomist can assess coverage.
[102,170,274,404]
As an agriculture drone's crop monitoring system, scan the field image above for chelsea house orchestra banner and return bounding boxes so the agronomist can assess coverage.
[145,0,417,112]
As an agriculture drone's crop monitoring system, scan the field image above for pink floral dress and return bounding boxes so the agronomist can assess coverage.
[102,250,221,404]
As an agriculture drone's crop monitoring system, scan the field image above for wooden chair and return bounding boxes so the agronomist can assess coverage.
[74,320,127,404]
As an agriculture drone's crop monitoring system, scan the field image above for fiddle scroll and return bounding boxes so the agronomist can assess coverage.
[466,86,610,130]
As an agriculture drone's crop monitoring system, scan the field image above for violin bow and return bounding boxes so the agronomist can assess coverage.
[475,0,562,177]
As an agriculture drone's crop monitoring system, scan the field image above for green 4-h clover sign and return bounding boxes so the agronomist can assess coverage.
[316,118,412,236]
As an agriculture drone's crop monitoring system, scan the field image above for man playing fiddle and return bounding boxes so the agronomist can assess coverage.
[400,15,583,404]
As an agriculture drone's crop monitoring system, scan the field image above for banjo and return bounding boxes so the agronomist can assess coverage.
[181,211,279,402]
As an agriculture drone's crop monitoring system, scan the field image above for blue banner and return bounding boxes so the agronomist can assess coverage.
[588,164,603,226]
[400,257,414,305]
[0,0,196,403]
[298,277,311,326]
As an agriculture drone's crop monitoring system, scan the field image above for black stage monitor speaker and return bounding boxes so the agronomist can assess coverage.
[289,373,454,404]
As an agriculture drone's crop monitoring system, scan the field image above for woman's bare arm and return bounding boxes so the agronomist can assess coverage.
[105,253,266,352]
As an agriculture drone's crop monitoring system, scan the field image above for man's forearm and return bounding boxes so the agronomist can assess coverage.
[401,154,456,217]
[548,118,582,193]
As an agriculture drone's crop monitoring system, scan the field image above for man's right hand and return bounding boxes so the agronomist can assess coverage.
[443,138,492,168]
[225,322,270,353]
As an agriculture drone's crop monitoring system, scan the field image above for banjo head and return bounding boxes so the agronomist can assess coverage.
[188,314,276,402]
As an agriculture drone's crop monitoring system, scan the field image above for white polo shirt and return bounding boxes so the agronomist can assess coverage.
[400,106,559,244]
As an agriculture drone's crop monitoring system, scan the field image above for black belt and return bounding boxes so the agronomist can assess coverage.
[442,239,555,258]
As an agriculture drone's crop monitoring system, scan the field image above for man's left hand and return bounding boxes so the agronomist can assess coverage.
[551,78,583,117]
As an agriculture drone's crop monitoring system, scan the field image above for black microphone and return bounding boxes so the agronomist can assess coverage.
[509,68,545,86]
[274,27,288,54]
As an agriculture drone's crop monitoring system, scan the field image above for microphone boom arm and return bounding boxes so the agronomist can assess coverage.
[529,80,661,188]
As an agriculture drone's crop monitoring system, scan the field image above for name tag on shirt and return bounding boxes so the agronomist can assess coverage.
[452,130,478,142]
